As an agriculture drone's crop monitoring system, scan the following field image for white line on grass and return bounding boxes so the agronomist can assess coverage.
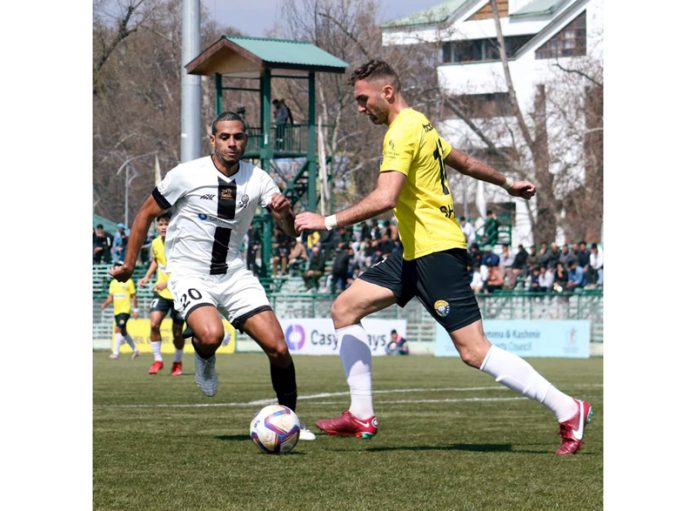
[101,384,602,409]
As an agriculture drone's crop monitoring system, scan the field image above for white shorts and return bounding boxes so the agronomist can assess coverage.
[168,266,271,330]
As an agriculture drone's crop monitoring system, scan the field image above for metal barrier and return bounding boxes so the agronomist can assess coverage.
[93,268,603,344]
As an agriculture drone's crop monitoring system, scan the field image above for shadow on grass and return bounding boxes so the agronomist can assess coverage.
[215,434,250,442]
[365,443,513,453]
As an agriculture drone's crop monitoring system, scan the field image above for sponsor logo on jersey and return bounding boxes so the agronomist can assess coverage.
[434,299,450,317]
[220,187,234,200]
[200,193,215,200]
[198,213,208,220]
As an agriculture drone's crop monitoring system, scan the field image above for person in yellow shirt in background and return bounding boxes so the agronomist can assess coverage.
[138,212,186,376]
[101,261,140,360]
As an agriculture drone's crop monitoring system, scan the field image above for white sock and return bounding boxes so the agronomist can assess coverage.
[480,344,577,422]
[113,333,124,355]
[173,348,183,363]
[152,341,163,362]
[123,335,137,351]
[337,324,374,419]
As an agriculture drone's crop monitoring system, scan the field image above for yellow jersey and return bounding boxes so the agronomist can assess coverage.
[379,108,466,260]
[108,278,136,315]
[151,235,173,300]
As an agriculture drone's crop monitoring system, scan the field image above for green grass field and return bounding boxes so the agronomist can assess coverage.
[93,353,603,510]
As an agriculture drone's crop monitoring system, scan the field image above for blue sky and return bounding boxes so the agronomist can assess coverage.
[202,0,448,36]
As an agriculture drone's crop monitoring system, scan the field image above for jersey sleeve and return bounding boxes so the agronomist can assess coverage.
[379,121,417,176]
[258,170,281,208]
[152,165,186,209]
[439,136,453,160]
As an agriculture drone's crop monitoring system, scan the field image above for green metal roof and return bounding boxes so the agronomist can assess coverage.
[224,36,348,69]
[510,0,569,18]
[185,36,348,76]
[381,0,474,28]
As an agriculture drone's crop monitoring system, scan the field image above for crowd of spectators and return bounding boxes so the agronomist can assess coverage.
[95,215,603,296]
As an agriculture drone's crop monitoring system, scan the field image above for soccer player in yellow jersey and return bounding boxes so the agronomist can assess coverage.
[138,212,186,376]
[295,60,592,456]
[101,261,140,360]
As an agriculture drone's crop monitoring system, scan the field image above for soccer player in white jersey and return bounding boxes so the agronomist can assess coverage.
[111,111,315,440]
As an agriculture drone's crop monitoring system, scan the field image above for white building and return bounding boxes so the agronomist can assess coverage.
[381,0,603,247]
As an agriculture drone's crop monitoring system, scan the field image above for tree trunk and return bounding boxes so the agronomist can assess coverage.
[582,85,603,243]
[531,84,557,244]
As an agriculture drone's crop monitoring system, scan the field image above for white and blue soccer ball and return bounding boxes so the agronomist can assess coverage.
[250,404,300,454]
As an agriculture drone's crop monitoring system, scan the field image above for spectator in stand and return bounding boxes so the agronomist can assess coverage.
[319,228,339,257]
[272,98,291,150]
[369,218,383,241]
[552,262,569,292]
[470,264,485,294]
[528,266,542,293]
[468,243,483,268]
[527,244,539,270]
[112,223,129,264]
[480,210,499,246]
[359,222,371,242]
[385,329,409,356]
[303,243,326,291]
[330,244,354,294]
[548,243,562,270]
[588,243,603,286]
[566,260,586,291]
[377,232,395,258]
[93,224,114,264]
[537,242,551,269]
[485,264,504,293]
[245,225,262,275]
[481,246,500,268]
[511,244,529,286]
[272,226,293,276]
[459,217,476,247]
[576,241,591,274]
[539,264,554,292]
[384,219,398,241]
[559,244,576,268]
[287,238,308,276]
[499,243,515,289]
[304,229,321,250]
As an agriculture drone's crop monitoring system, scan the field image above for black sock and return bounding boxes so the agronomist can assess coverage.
[192,338,214,359]
[270,361,297,411]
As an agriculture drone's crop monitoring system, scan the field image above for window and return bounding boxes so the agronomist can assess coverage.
[535,11,586,59]
[442,35,534,64]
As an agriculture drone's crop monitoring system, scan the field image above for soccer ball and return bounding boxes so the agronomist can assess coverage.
[249,404,300,454]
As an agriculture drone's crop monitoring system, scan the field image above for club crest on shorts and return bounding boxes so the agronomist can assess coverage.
[434,299,450,317]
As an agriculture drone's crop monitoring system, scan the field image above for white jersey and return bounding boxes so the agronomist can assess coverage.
[153,156,279,276]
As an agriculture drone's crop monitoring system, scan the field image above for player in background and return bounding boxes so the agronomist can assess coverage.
[111,111,315,440]
[101,261,140,360]
[295,60,592,455]
[138,211,187,376]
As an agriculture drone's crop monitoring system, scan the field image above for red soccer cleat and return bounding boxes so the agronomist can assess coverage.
[170,361,183,377]
[315,410,379,439]
[557,399,593,456]
[148,360,164,375]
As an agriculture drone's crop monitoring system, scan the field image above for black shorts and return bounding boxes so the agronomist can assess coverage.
[114,313,130,329]
[149,293,185,324]
[359,248,481,332]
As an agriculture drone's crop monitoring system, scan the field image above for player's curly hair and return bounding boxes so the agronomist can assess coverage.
[349,59,401,91]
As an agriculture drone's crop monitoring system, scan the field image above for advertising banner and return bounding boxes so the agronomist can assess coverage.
[434,320,590,358]
[278,318,407,356]
[110,318,236,354]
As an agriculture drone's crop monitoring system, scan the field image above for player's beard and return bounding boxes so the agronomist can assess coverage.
[214,149,240,172]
